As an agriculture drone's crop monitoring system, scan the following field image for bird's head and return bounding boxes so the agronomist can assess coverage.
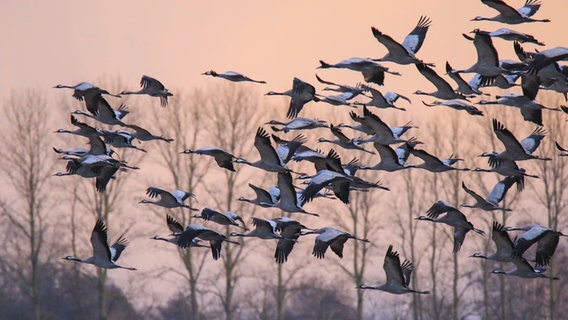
[471,16,487,22]
[491,269,506,275]
[202,70,217,76]
[234,157,249,164]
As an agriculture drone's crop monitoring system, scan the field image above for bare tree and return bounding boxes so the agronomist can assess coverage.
[199,83,262,320]
[146,88,210,320]
[532,95,568,320]
[0,89,54,320]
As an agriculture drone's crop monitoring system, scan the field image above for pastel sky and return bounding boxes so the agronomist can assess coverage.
[1,0,565,101]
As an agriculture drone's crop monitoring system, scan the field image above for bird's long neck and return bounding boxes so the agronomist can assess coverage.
[352,236,370,243]
[64,256,84,262]
[121,90,142,95]
[151,236,170,242]
[116,265,137,271]
[358,284,385,291]
[73,110,91,116]
[470,253,487,260]
[230,232,247,237]
[410,289,431,294]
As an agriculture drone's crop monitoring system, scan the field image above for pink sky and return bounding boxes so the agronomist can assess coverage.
[2,0,565,101]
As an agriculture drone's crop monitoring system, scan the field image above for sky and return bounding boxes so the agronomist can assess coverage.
[1,0,565,102]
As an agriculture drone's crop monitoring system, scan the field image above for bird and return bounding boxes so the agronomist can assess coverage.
[358,245,430,294]
[359,142,415,172]
[302,227,370,259]
[54,82,120,101]
[74,90,129,126]
[422,100,484,116]
[267,117,328,133]
[53,135,113,158]
[461,176,521,211]
[393,137,423,165]
[59,153,135,171]
[414,64,468,100]
[349,107,408,145]
[314,92,357,107]
[455,30,502,79]
[272,217,311,264]
[506,224,567,266]
[317,124,375,154]
[488,119,551,164]
[299,169,388,206]
[406,144,470,172]
[474,155,538,180]
[123,124,174,143]
[526,47,568,76]
[273,133,307,164]
[193,208,248,230]
[491,258,559,280]
[63,218,136,270]
[151,214,208,248]
[353,84,410,111]
[176,224,240,260]
[54,154,124,193]
[315,74,365,97]
[202,70,266,83]
[417,201,485,253]
[120,75,172,107]
[229,218,283,240]
[181,146,237,172]
[477,93,559,126]
[265,77,319,119]
[318,57,400,86]
[370,16,433,65]
[445,61,483,96]
[54,115,100,138]
[234,127,290,173]
[238,183,279,208]
[472,0,551,24]
[486,28,544,45]
[261,171,319,216]
[140,187,198,211]
[470,221,516,262]
[99,130,147,153]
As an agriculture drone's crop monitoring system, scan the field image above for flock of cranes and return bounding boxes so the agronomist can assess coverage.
[52,0,568,296]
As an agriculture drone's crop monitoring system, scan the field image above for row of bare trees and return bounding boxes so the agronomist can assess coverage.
[1,82,567,319]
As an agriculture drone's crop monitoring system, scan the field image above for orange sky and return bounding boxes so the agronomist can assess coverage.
[1,0,565,102]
